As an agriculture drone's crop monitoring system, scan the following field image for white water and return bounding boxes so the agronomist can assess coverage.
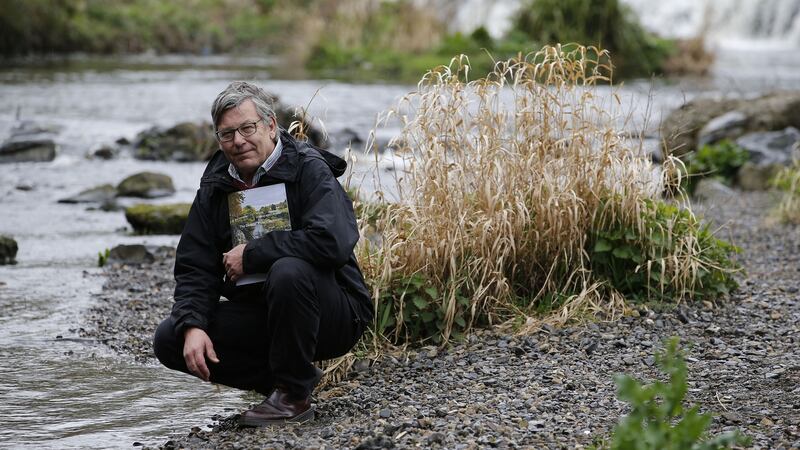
[433,0,800,48]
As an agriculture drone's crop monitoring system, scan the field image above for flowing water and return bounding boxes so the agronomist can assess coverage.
[0,27,799,449]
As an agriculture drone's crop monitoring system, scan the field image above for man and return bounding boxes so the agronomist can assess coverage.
[153,81,373,426]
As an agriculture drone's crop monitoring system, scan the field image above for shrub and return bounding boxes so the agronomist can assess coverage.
[599,337,749,450]
[683,140,749,194]
[512,0,674,79]
[590,199,740,302]
[357,47,739,345]
[772,160,800,224]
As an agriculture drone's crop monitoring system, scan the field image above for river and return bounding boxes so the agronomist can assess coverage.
[0,46,798,448]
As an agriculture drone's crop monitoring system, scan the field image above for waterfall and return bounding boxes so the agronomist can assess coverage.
[426,0,800,47]
[623,0,800,47]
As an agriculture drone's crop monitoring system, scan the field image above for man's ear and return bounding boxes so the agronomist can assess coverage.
[268,117,277,140]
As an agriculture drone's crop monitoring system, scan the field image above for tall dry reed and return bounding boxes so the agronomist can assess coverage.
[354,46,733,345]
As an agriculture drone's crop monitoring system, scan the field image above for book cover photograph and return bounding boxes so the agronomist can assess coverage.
[228,184,291,285]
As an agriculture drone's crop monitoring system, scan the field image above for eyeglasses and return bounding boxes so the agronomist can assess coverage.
[215,120,263,142]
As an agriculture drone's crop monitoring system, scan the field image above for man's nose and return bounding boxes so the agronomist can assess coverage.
[232,129,247,145]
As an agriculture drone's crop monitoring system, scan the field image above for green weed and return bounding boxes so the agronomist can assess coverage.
[590,198,740,302]
[97,248,110,267]
[598,337,749,450]
[683,140,749,194]
[772,160,800,224]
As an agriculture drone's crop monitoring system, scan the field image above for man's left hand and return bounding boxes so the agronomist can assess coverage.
[223,244,246,282]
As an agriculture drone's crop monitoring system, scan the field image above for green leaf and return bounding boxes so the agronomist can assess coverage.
[594,238,613,253]
[424,286,439,299]
[421,311,435,323]
[612,245,635,259]
[412,295,429,310]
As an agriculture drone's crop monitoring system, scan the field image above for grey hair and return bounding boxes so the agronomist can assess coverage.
[211,81,277,131]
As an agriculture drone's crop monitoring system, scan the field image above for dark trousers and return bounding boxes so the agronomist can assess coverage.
[153,257,364,398]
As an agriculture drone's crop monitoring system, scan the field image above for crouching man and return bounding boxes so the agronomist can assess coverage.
[153,81,373,426]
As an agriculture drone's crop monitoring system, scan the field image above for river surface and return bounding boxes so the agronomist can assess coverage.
[0,48,798,448]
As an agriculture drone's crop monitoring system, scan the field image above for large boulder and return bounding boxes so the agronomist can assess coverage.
[735,127,800,166]
[661,92,800,158]
[661,98,741,158]
[125,203,191,234]
[106,244,175,265]
[0,235,18,264]
[117,172,175,198]
[737,162,784,191]
[58,184,117,204]
[133,122,217,162]
[0,121,60,163]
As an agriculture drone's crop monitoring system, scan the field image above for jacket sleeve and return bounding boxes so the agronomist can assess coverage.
[242,156,359,271]
[171,188,225,335]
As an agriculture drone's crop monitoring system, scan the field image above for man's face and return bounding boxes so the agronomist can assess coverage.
[216,99,276,182]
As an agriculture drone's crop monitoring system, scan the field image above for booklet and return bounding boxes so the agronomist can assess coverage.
[228,184,291,285]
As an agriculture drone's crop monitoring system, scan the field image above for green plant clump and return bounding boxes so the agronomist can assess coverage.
[376,274,474,344]
[599,337,749,450]
[590,199,740,302]
[97,248,110,267]
[683,140,750,194]
[512,0,674,78]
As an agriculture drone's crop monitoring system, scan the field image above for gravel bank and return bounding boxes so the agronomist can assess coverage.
[85,190,800,449]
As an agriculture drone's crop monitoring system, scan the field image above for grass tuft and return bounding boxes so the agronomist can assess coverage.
[354,46,739,346]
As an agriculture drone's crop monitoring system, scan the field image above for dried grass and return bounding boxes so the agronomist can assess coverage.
[351,45,726,345]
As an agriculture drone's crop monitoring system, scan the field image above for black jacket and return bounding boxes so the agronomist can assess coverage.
[170,130,373,335]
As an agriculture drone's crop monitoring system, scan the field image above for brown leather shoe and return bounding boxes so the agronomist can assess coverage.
[238,389,314,427]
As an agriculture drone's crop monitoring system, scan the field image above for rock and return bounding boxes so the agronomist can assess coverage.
[693,178,736,201]
[661,92,800,158]
[125,203,190,234]
[661,97,741,157]
[698,111,748,146]
[379,408,392,418]
[0,235,18,264]
[117,172,175,198]
[58,184,117,204]
[91,146,117,160]
[275,104,328,149]
[0,137,56,163]
[329,127,364,150]
[735,127,800,166]
[133,122,218,162]
[0,120,59,163]
[737,162,783,191]
[107,244,174,265]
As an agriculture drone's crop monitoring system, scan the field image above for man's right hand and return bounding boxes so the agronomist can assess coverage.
[183,327,220,382]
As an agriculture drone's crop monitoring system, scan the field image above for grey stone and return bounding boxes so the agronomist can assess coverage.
[58,184,117,204]
[379,408,392,418]
[107,244,174,265]
[0,235,18,265]
[661,92,800,158]
[736,127,800,166]
[698,111,749,146]
[92,146,117,160]
[693,178,737,201]
[737,162,783,191]
[0,137,56,163]
[117,172,175,198]
[0,120,59,163]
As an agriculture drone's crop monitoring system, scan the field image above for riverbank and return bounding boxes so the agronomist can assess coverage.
[84,189,799,449]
